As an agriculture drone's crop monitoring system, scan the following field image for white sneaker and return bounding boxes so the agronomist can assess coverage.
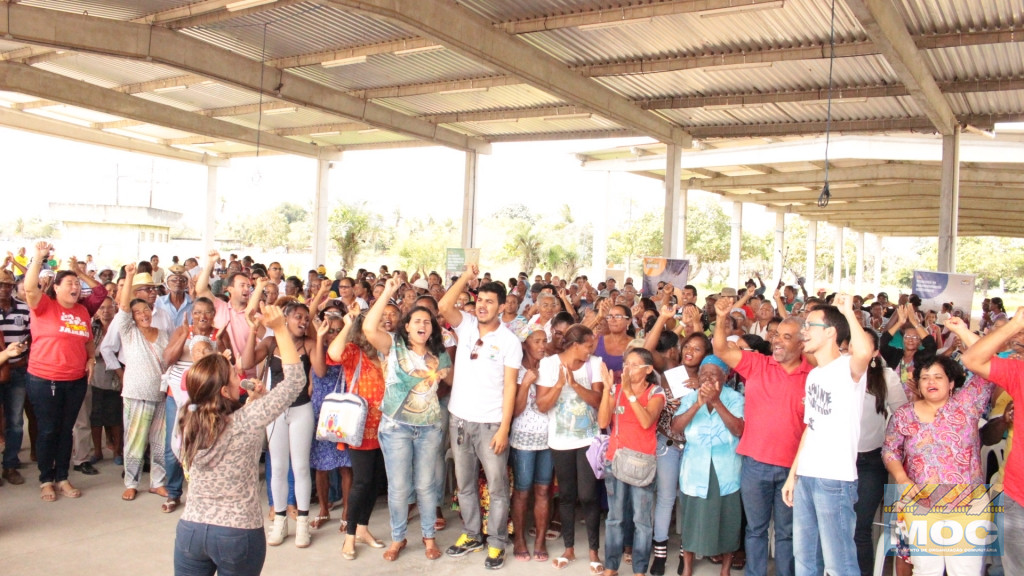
[267,514,288,546]
[295,516,311,548]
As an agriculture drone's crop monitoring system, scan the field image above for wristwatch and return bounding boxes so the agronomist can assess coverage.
[627,395,637,403]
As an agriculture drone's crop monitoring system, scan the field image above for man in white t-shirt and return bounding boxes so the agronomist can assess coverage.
[782,294,871,576]
[439,264,522,570]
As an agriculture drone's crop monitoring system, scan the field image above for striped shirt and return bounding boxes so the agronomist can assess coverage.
[0,298,31,363]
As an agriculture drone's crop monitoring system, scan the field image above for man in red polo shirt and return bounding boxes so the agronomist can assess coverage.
[962,308,1024,575]
[713,296,810,576]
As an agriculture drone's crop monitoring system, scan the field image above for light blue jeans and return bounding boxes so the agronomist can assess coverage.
[605,462,656,572]
[653,434,683,541]
[793,475,860,576]
[378,415,443,542]
[165,396,185,500]
[743,456,795,576]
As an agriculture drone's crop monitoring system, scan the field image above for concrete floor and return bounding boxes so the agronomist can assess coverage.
[0,449,746,576]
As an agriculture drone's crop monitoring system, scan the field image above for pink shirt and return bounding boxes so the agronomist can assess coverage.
[212,298,254,377]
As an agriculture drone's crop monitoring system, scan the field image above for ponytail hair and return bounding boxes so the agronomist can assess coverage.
[177,354,241,474]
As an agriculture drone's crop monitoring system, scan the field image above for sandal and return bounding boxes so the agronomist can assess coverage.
[40,482,56,502]
[358,534,385,548]
[514,548,532,561]
[589,561,605,575]
[342,535,356,560]
[552,557,575,570]
[546,521,562,541]
[435,516,447,531]
[58,480,81,498]
[122,488,138,501]
[423,537,441,560]
[338,519,348,532]
[383,539,407,562]
[161,498,181,513]
[535,548,550,562]
[709,555,723,565]
[309,514,330,529]
[623,552,632,565]
[730,552,746,570]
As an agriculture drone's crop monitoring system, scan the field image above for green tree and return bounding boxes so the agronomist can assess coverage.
[397,217,458,272]
[504,224,544,276]
[684,201,730,278]
[608,210,663,275]
[329,201,373,270]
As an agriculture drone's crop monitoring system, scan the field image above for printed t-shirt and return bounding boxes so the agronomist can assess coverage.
[797,354,866,482]
[538,354,604,451]
[28,295,91,381]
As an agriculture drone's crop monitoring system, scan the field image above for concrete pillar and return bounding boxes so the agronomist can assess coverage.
[663,144,684,258]
[805,219,817,295]
[833,226,843,290]
[855,231,865,292]
[313,158,331,268]
[204,165,217,251]
[938,125,961,272]
[874,234,883,287]
[462,150,478,249]
[773,212,785,286]
[592,171,610,281]
[729,201,742,289]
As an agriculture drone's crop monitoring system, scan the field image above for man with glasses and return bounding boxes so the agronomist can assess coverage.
[440,264,522,569]
[781,295,871,576]
[156,265,193,328]
[713,293,810,576]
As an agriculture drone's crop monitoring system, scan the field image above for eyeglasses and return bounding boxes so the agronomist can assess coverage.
[134,286,157,293]
[623,363,650,370]
[803,322,829,330]
[606,314,628,320]
[469,338,484,360]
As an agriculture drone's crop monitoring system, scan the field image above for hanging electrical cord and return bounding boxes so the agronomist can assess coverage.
[251,22,269,185]
[818,0,837,208]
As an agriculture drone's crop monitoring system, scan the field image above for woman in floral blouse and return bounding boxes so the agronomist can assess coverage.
[882,317,993,576]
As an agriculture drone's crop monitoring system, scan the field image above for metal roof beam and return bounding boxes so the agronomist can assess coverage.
[0,61,318,157]
[419,105,590,125]
[0,4,492,153]
[326,0,688,146]
[155,0,311,28]
[846,0,956,135]
[699,163,1024,190]
[687,113,1024,139]
[729,184,1024,204]
[0,107,227,166]
[115,74,210,94]
[485,129,644,143]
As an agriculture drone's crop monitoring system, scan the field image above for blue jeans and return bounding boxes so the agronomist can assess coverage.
[174,519,266,576]
[378,416,443,542]
[793,475,859,576]
[510,447,553,491]
[654,434,683,541]
[742,456,795,576]
[26,374,87,484]
[0,365,27,470]
[165,396,185,500]
[605,463,655,572]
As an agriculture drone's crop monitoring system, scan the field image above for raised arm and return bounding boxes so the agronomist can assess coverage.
[963,307,1024,380]
[712,296,743,368]
[362,278,399,354]
[643,304,675,371]
[194,250,218,301]
[119,263,137,312]
[327,307,359,363]
[23,241,50,309]
[773,289,790,319]
[837,293,872,382]
[310,316,331,379]
[439,265,478,328]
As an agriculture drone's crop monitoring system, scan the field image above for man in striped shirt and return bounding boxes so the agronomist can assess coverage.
[0,269,30,485]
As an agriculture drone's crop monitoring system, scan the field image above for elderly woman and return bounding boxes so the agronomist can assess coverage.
[598,347,666,576]
[882,318,992,576]
[117,264,170,504]
[671,355,745,576]
[363,278,452,562]
[536,324,605,572]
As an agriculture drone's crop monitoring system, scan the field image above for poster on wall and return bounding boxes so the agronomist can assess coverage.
[642,257,691,298]
[911,270,975,326]
[445,248,480,282]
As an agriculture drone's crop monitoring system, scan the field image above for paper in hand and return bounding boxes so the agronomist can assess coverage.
[663,365,696,400]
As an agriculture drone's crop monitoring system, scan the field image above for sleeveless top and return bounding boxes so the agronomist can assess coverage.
[269,339,312,408]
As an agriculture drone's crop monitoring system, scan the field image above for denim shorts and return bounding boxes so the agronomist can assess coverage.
[510,447,554,491]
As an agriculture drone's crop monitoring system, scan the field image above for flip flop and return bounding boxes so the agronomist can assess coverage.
[514,549,532,561]
[122,488,138,501]
[309,514,330,529]
[534,548,550,562]
[40,482,56,502]
[730,553,746,570]
[552,556,574,570]
[589,561,605,575]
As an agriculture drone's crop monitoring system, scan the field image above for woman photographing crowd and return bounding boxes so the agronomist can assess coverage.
[174,303,305,575]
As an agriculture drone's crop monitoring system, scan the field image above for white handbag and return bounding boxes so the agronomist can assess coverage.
[315,355,368,447]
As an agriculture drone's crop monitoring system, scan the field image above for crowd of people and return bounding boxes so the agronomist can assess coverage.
[0,243,1021,576]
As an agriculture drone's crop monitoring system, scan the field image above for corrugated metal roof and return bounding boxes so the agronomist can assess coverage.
[373,84,566,116]
[925,43,1024,82]
[219,108,356,130]
[457,0,607,23]
[138,83,266,111]
[445,114,623,137]
[288,51,499,92]
[18,0,191,20]
[894,0,1023,34]
[34,53,182,87]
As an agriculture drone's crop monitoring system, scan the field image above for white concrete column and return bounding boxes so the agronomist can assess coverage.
[938,125,961,272]
[462,150,478,249]
[874,234,883,287]
[663,144,683,258]
[204,165,218,251]
[855,231,865,292]
[773,212,785,286]
[833,226,844,290]
[729,201,742,289]
[313,157,331,268]
[805,218,817,294]
[592,171,610,281]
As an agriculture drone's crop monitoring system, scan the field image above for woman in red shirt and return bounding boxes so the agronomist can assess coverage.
[23,242,96,502]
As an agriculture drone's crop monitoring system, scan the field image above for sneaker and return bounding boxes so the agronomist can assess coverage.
[446,534,484,557]
[2,468,25,485]
[484,547,505,570]
[73,462,99,476]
